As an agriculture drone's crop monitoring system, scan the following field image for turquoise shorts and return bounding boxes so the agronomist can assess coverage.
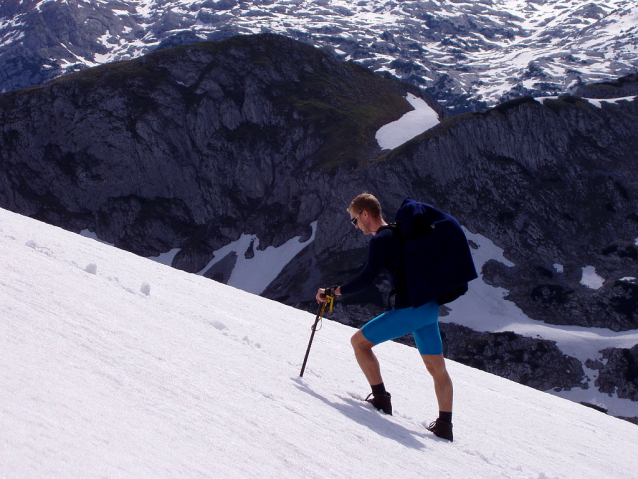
[361,301,442,355]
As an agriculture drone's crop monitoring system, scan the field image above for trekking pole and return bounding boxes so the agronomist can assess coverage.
[299,292,334,377]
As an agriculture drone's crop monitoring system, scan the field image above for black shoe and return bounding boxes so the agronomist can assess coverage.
[365,392,392,415]
[426,418,453,441]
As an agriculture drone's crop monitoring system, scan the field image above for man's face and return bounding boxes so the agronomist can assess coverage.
[350,210,372,235]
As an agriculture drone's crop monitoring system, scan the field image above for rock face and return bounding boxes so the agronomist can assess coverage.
[441,325,585,392]
[0,0,144,92]
[586,345,638,401]
[0,34,636,405]
[0,33,422,273]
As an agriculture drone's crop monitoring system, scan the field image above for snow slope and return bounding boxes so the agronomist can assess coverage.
[2,207,638,478]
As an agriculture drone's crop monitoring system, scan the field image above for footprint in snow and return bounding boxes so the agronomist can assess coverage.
[346,390,365,401]
[242,336,262,349]
[25,240,55,257]
[104,275,152,297]
[204,319,262,350]
[80,262,152,297]
[207,319,228,331]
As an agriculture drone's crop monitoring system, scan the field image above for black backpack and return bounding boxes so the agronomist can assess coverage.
[386,197,478,308]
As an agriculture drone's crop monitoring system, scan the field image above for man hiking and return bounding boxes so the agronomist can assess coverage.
[316,193,477,442]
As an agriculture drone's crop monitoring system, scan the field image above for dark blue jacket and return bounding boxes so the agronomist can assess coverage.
[340,197,478,309]
[340,227,412,308]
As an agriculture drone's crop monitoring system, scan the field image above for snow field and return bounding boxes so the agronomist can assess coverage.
[2,207,638,478]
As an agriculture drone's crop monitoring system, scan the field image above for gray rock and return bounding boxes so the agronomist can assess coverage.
[440,324,586,392]
[586,345,638,401]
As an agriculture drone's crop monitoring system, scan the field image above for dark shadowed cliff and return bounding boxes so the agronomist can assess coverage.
[0,33,424,272]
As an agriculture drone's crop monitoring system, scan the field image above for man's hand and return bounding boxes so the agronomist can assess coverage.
[316,286,340,303]
[316,288,327,304]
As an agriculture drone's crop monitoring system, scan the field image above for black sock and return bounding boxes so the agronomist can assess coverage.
[371,382,387,397]
[439,411,453,423]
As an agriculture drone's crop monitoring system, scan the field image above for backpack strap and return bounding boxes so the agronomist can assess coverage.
[376,223,397,234]
[377,223,407,310]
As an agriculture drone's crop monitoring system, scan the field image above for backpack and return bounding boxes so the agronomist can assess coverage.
[386,197,478,308]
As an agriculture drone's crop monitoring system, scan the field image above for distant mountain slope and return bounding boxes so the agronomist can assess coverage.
[0,0,636,113]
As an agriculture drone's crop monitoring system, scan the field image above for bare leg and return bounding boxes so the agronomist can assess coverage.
[422,354,453,412]
[351,330,383,385]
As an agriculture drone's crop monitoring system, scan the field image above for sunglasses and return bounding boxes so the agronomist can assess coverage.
[351,211,363,227]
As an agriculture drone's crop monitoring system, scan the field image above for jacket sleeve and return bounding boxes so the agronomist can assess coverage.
[339,230,392,295]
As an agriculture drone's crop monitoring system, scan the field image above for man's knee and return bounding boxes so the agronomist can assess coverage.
[351,330,374,351]
[422,354,447,376]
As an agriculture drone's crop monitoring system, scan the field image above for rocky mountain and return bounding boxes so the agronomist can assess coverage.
[0,33,423,264]
[0,33,636,418]
[1,0,637,113]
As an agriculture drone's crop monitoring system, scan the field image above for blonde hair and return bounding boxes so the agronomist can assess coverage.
[348,193,382,219]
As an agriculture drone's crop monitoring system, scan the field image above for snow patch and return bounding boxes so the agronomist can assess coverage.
[580,266,604,289]
[583,96,637,108]
[376,93,440,150]
[535,95,637,108]
[553,263,564,273]
[199,221,317,295]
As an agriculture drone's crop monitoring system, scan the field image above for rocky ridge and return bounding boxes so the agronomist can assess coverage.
[0,33,420,270]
